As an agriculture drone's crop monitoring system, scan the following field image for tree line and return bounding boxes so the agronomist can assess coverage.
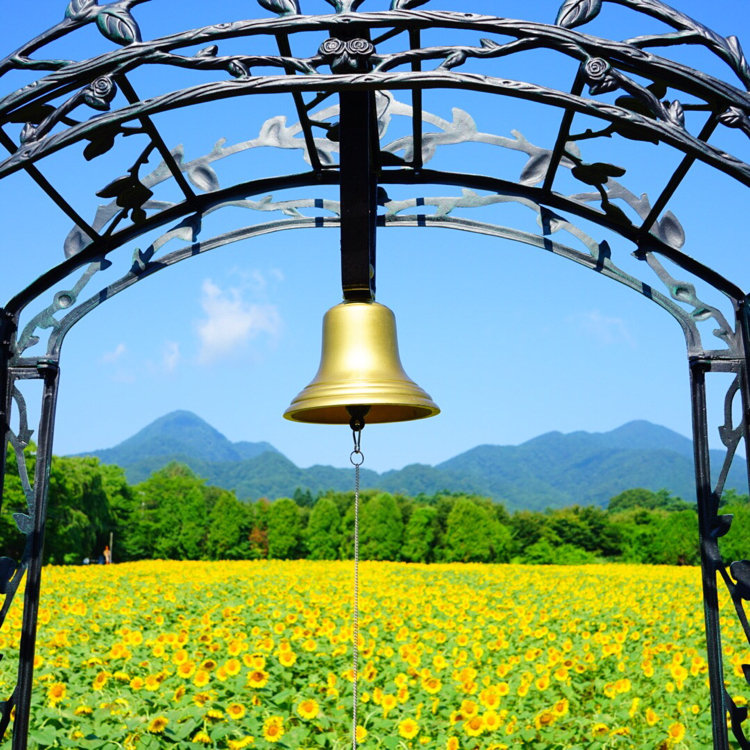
[3,449,749,565]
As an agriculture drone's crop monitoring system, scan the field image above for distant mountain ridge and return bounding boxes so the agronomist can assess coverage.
[76,412,746,510]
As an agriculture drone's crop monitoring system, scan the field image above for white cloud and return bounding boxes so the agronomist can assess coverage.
[568,310,636,347]
[100,343,126,364]
[197,278,281,363]
[162,341,180,373]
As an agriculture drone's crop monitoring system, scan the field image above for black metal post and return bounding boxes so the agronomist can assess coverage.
[690,359,730,750]
[0,310,16,508]
[12,360,59,750]
[339,89,377,302]
[738,300,750,496]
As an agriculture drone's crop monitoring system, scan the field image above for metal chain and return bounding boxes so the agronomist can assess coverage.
[350,427,364,750]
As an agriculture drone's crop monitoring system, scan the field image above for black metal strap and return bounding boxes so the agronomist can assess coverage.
[339,90,377,302]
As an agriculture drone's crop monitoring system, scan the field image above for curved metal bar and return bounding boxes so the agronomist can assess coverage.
[5,168,743,322]
[2,12,749,113]
[4,70,749,189]
[44,212,697,356]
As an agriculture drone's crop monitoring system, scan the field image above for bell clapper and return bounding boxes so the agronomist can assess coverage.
[347,406,367,750]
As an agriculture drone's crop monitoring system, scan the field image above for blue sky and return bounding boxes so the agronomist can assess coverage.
[1,0,748,473]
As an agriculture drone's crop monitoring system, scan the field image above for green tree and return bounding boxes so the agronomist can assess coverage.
[305,497,341,560]
[645,509,699,565]
[248,498,270,559]
[510,511,554,558]
[443,497,511,563]
[358,493,403,561]
[292,487,314,507]
[546,505,622,557]
[99,463,138,562]
[719,489,750,507]
[609,487,690,513]
[607,507,661,563]
[267,498,303,559]
[207,491,253,560]
[341,492,403,561]
[133,463,210,560]
[402,506,439,563]
[46,456,115,564]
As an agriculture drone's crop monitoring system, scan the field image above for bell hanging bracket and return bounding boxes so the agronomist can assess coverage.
[338,59,379,302]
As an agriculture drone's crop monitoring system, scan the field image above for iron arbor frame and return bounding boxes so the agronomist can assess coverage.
[0,0,749,747]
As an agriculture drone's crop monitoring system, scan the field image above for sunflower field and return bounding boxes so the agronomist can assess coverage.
[0,561,746,749]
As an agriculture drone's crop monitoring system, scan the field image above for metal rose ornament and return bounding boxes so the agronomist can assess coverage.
[82,76,117,111]
[583,57,618,95]
[318,37,375,73]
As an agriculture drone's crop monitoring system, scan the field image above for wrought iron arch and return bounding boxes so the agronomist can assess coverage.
[0,1,748,747]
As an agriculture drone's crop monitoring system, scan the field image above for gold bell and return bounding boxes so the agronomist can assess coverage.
[284,300,440,424]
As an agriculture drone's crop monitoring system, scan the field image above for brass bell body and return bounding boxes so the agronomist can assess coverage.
[284,300,440,424]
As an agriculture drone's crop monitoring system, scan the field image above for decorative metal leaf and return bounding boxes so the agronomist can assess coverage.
[647,81,668,99]
[519,152,551,186]
[719,106,750,136]
[615,95,656,119]
[658,211,685,249]
[65,0,98,20]
[613,121,659,145]
[95,7,141,45]
[666,100,685,128]
[256,0,300,14]
[603,202,631,226]
[743,664,750,685]
[728,699,749,728]
[440,50,467,70]
[64,227,88,259]
[96,174,153,215]
[0,559,16,595]
[713,514,733,538]
[731,560,750,599]
[720,107,745,128]
[187,164,220,192]
[555,0,602,29]
[197,45,218,58]
[83,128,117,161]
[96,175,134,199]
[726,35,750,83]
[228,60,249,78]
[391,0,431,8]
[480,38,501,51]
[7,103,56,125]
[13,513,32,535]
[571,162,626,186]
[19,123,36,144]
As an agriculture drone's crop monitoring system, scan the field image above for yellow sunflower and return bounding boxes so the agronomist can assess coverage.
[263,716,285,743]
[296,698,320,721]
[148,716,168,734]
[398,718,419,740]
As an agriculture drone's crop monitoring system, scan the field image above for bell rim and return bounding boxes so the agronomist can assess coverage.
[283,401,440,424]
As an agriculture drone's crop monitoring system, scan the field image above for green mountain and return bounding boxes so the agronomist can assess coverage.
[77,413,747,510]
[78,410,279,484]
